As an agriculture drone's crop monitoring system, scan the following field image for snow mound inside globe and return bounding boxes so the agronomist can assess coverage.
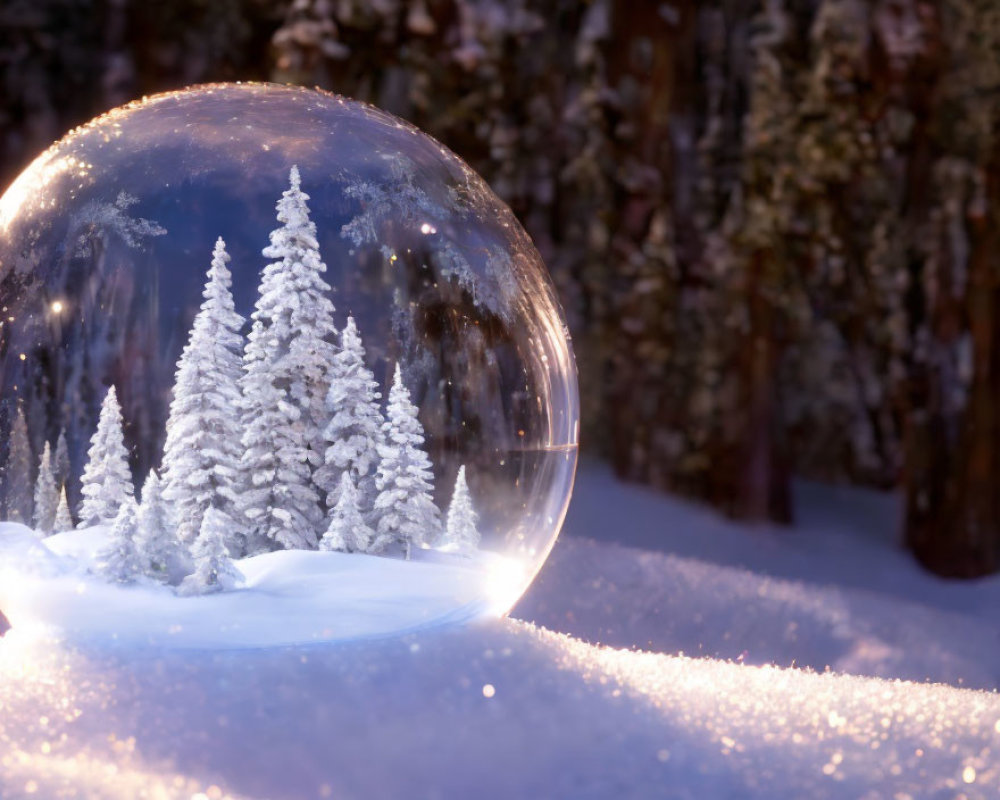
[0,83,577,647]
[0,522,520,647]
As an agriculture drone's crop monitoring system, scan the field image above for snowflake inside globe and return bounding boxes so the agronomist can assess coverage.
[0,83,578,647]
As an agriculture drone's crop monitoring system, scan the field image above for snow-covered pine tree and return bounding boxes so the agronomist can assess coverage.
[262,166,338,467]
[238,344,306,552]
[372,364,441,559]
[179,507,243,595]
[238,167,335,550]
[4,402,33,523]
[78,387,134,528]
[95,497,143,584]
[316,316,384,511]
[54,429,71,489]
[136,472,184,583]
[161,237,246,549]
[32,442,59,535]
[320,471,374,553]
[439,465,480,556]
[54,486,74,532]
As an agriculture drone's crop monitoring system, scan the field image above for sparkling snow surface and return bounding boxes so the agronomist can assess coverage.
[2,464,1000,798]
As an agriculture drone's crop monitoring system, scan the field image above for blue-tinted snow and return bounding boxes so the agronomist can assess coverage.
[1,463,1000,798]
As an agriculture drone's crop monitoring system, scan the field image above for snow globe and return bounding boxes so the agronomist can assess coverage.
[0,83,578,647]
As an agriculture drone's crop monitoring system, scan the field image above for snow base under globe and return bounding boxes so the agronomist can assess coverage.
[0,165,527,648]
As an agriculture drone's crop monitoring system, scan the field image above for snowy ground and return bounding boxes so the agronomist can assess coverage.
[2,461,1000,798]
[518,461,1000,690]
[0,525,513,648]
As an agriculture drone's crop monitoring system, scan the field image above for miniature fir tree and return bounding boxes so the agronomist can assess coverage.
[439,465,481,556]
[372,364,441,559]
[54,486,74,532]
[316,316,384,510]
[54,429,71,489]
[5,402,33,524]
[161,238,246,548]
[179,507,244,595]
[239,167,336,550]
[95,497,143,584]
[32,442,59,535]
[260,166,339,467]
[320,472,374,553]
[238,347,313,551]
[136,472,185,583]
[78,387,134,528]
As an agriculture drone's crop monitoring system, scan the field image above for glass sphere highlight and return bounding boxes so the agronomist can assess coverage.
[0,83,578,646]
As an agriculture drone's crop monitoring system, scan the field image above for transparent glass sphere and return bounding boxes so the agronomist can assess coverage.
[0,83,578,647]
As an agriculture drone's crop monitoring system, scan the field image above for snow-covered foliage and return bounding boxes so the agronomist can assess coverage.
[161,238,246,547]
[320,472,374,553]
[372,364,441,558]
[136,472,185,584]
[53,486,73,532]
[4,403,32,524]
[439,465,480,556]
[238,329,307,552]
[32,442,58,535]
[238,166,334,551]
[77,387,134,528]
[94,497,143,584]
[259,164,338,466]
[316,316,384,511]
[179,507,244,596]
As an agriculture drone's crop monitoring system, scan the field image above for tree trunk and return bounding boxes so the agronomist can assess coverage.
[732,248,792,522]
[905,154,1000,576]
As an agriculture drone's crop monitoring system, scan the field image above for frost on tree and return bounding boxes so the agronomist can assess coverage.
[4,402,33,523]
[439,465,481,556]
[372,364,441,559]
[340,155,517,319]
[136,472,185,584]
[161,238,246,548]
[54,486,74,532]
[179,507,244,596]
[239,167,334,550]
[71,191,166,257]
[316,316,384,511]
[32,442,59,535]
[78,387,135,528]
[320,472,374,553]
[95,497,143,584]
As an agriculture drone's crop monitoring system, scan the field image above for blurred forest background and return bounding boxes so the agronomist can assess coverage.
[1,0,998,577]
